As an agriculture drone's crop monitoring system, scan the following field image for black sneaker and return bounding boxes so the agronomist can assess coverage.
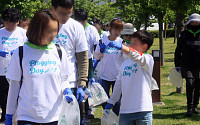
[192,107,200,114]
[185,109,193,117]
[85,110,94,119]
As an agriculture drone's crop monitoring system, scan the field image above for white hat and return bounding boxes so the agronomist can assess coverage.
[121,23,134,35]
[185,13,200,25]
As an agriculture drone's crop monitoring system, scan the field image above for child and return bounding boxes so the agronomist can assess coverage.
[0,8,27,122]
[94,19,125,116]
[105,30,154,125]
[5,10,71,125]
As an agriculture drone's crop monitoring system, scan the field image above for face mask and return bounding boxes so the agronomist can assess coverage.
[187,24,200,31]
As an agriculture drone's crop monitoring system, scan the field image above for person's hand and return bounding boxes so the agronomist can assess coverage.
[10,50,15,55]
[63,88,73,103]
[89,78,95,85]
[5,114,13,125]
[105,103,113,110]
[0,49,9,58]
[108,41,123,50]
[100,43,107,53]
[76,87,85,103]
[175,67,180,72]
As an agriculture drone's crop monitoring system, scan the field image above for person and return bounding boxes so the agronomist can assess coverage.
[0,19,3,28]
[51,0,90,124]
[94,19,109,39]
[104,22,110,35]
[121,23,134,45]
[105,30,154,125]
[74,9,100,119]
[0,8,27,122]
[175,13,200,117]
[94,19,125,116]
[18,19,30,30]
[5,9,72,125]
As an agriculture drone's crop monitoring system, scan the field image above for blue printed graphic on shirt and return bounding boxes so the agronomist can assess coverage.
[29,60,58,75]
[104,46,119,54]
[53,33,68,45]
[123,63,138,77]
[1,37,19,47]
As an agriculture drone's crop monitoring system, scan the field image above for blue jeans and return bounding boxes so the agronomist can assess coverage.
[119,112,152,125]
[101,79,120,116]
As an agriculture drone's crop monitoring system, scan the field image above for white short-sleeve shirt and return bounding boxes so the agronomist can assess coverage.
[0,27,27,75]
[53,18,88,88]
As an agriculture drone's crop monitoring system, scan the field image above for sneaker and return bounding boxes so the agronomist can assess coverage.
[185,109,193,117]
[85,110,94,119]
[192,107,200,114]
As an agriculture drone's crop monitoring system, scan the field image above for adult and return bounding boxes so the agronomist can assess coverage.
[121,23,134,45]
[0,8,27,122]
[94,19,125,116]
[74,9,100,119]
[5,9,71,125]
[51,0,89,124]
[94,19,109,39]
[175,13,200,117]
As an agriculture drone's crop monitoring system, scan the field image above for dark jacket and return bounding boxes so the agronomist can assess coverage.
[174,29,200,78]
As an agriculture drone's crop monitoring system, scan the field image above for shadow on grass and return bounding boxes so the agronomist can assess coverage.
[165,58,174,62]
[153,112,200,122]
[164,52,174,54]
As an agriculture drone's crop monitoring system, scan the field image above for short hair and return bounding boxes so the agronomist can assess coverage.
[2,8,20,23]
[110,19,123,30]
[74,9,88,21]
[51,0,74,9]
[132,30,154,50]
[27,10,59,46]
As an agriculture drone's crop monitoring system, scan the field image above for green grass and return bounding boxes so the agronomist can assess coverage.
[90,38,200,125]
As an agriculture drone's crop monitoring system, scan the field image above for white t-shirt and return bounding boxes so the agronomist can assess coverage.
[100,31,109,39]
[108,51,154,114]
[6,44,71,123]
[0,27,27,76]
[94,36,125,81]
[85,24,100,59]
[53,18,88,88]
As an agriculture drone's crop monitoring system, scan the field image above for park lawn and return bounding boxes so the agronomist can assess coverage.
[90,37,200,125]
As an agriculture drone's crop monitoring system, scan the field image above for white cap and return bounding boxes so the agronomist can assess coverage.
[121,23,134,35]
[185,13,200,25]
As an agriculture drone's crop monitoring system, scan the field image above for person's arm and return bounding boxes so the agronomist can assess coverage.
[6,80,20,115]
[174,32,184,67]
[107,72,122,105]
[76,51,89,87]
[94,43,103,60]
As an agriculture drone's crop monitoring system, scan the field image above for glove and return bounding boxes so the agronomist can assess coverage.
[100,43,107,53]
[5,114,13,125]
[10,50,15,55]
[107,41,123,50]
[105,103,113,110]
[0,49,9,57]
[76,87,85,103]
[63,88,73,103]
[84,88,92,98]
[175,67,180,72]
[89,78,95,85]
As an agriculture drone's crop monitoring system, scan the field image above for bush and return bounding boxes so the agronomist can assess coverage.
[148,29,175,38]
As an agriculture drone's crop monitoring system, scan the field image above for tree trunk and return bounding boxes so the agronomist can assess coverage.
[158,13,164,66]
[175,12,185,94]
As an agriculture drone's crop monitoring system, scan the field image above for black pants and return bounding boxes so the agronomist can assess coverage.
[186,78,200,109]
[0,76,9,119]
[18,121,58,125]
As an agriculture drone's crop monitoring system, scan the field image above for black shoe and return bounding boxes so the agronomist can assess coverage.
[0,117,5,123]
[185,109,193,117]
[85,110,94,119]
[192,107,200,114]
